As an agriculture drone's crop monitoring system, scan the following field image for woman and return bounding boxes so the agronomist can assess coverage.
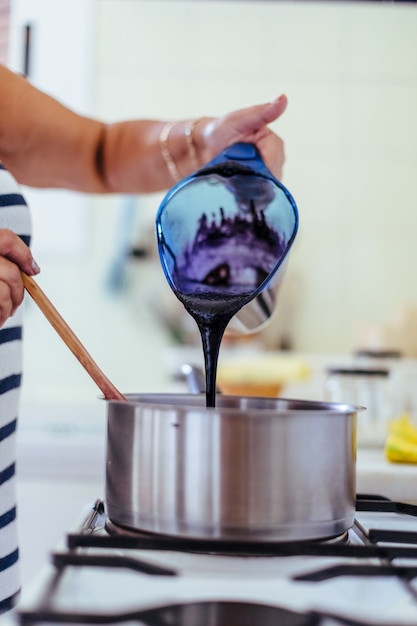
[0,61,287,611]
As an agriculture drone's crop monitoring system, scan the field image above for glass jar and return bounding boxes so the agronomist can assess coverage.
[325,367,392,448]
[354,349,403,418]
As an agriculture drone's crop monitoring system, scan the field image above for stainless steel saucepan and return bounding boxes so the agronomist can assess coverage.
[105,394,359,542]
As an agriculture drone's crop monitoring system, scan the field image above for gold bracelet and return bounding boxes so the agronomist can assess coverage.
[184,118,201,171]
[160,122,180,182]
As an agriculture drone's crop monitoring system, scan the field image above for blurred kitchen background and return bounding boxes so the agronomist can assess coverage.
[1,0,417,590]
[5,0,417,405]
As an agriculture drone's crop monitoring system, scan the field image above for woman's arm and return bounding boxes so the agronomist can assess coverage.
[0,64,287,193]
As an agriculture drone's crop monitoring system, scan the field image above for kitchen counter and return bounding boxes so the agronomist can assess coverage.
[356,447,417,503]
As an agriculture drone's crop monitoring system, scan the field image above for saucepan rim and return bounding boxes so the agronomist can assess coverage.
[105,392,364,417]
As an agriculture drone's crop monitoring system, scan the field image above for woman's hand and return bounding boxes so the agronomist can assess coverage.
[0,229,40,327]
[197,94,288,179]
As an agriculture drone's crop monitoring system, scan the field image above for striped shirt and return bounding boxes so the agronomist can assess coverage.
[0,163,31,613]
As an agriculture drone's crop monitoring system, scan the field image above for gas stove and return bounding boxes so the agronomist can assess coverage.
[13,495,417,626]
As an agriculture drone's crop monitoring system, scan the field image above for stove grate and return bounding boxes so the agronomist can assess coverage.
[52,552,177,577]
[356,493,417,516]
[16,495,417,626]
[294,563,417,582]
[64,498,417,562]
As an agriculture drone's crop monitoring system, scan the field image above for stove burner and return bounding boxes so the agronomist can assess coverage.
[18,599,321,626]
[101,600,315,626]
[104,517,350,556]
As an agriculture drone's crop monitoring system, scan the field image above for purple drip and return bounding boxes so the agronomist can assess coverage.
[177,292,250,407]
[171,200,284,408]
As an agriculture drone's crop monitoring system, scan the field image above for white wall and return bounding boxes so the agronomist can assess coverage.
[8,0,178,409]
[93,0,417,355]
[8,0,94,262]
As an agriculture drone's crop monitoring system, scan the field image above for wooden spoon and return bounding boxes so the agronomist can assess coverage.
[22,273,127,402]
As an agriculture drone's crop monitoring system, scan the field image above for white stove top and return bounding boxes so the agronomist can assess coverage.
[12,498,417,626]
[20,559,417,625]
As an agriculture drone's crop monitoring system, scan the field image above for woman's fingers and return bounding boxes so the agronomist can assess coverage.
[0,258,23,325]
[0,229,40,275]
[199,94,288,179]
[0,229,40,327]
[227,94,288,136]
